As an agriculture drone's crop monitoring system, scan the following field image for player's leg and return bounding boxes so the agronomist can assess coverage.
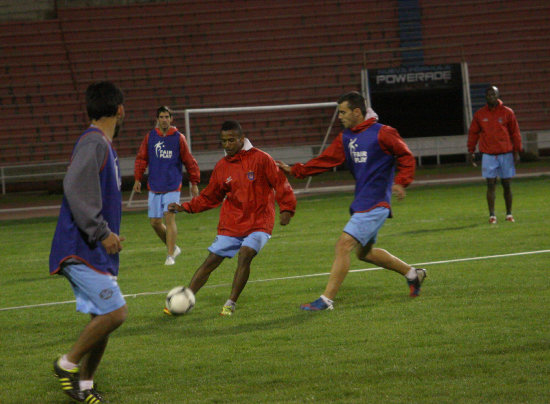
[228,246,256,302]
[481,153,498,222]
[188,252,225,294]
[323,232,359,299]
[164,211,177,256]
[221,232,271,315]
[78,332,107,382]
[300,232,357,311]
[501,178,513,218]
[54,264,127,401]
[498,152,516,221]
[66,306,127,365]
[161,191,182,260]
[150,217,166,242]
[149,192,167,243]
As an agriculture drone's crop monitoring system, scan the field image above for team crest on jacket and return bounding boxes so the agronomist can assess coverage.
[247,171,255,181]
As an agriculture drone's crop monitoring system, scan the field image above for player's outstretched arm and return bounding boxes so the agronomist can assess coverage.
[168,203,185,213]
[276,160,291,175]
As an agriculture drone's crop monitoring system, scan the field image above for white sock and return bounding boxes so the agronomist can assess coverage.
[320,295,333,306]
[59,354,78,370]
[224,299,236,307]
[405,267,417,281]
[80,380,93,390]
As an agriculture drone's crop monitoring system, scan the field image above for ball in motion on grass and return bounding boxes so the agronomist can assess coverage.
[164,286,195,315]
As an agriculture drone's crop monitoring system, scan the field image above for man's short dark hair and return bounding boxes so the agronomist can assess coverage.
[221,120,243,135]
[337,91,366,116]
[86,81,124,120]
[157,105,172,117]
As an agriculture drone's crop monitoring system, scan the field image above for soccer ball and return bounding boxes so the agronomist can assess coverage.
[164,286,195,315]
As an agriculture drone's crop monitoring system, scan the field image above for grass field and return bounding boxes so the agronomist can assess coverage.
[0,176,549,403]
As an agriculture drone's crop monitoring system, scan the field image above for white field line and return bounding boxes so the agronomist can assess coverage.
[1,171,548,213]
[1,249,548,312]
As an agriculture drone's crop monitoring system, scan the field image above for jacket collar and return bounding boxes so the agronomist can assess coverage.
[350,117,378,133]
[155,126,178,136]
[225,138,254,160]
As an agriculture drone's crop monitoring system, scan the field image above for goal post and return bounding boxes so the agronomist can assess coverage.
[126,101,340,207]
[178,102,340,193]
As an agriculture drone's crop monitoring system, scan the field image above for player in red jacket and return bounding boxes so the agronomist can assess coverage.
[168,120,296,316]
[467,86,522,224]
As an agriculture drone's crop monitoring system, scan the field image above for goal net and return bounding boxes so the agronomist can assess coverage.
[127,101,343,207]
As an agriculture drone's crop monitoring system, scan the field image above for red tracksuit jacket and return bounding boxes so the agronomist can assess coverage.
[467,100,522,155]
[181,146,296,237]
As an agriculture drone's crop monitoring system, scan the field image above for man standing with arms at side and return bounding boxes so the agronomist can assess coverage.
[134,106,200,265]
[278,91,425,311]
[467,85,522,224]
[50,81,127,403]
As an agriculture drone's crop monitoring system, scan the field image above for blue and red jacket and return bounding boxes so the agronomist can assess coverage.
[49,128,122,276]
[291,118,415,215]
[134,126,200,193]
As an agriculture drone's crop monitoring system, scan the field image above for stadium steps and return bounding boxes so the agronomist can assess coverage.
[419,0,550,131]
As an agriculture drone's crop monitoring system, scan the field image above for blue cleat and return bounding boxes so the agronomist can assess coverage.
[300,297,334,311]
[407,268,427,297]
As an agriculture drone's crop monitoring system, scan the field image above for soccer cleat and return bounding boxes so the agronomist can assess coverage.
[173,245,181,258]
[164,256,175,266]
[407,268,427,297]
[53,358,84,402]
[219,305,235,316]
[163,307,172,315]
[300,297,334,311]
[489,216,497,224]
[505,214,515,222]
[82,386,105,403]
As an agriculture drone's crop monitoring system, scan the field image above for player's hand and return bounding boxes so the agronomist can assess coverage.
[168,202,183,213]
[191,184,199,197]
[392,184,406,200]
[280,211,292,226]
[276,161,291,175]
[514,151,520,164]
[133,180,142,193]
[467,153,477,167]
[101,232,124,254]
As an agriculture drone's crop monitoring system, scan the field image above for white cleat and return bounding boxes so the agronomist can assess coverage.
[164,256,175,266]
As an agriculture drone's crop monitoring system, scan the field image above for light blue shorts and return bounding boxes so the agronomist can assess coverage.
[343,207,390,246]
[482,152,516,179]
[208,232,271,258]
[148,191,181,218]
[61,263,126,315]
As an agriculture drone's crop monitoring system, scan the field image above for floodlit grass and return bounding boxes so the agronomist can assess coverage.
[0,177,549,403]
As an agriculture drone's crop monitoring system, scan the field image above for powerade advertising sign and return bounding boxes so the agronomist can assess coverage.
[369,64,461,92]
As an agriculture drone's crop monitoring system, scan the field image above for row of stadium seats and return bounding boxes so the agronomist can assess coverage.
[0,0,548,165]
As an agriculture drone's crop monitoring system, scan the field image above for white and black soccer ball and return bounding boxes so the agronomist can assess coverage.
[164,286,195,315]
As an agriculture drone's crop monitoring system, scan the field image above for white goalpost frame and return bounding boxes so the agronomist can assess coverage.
[126,101,340,207]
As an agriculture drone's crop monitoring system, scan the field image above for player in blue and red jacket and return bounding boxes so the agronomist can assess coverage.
[133,106,200,265]
[278,91,426,311]
[50,82,127,403]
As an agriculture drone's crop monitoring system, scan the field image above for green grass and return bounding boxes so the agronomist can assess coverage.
[1,177,549,403]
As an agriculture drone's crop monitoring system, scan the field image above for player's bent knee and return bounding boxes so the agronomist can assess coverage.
[110,305,128,327]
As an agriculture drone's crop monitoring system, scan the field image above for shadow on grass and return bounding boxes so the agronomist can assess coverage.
[387,223,481,237]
